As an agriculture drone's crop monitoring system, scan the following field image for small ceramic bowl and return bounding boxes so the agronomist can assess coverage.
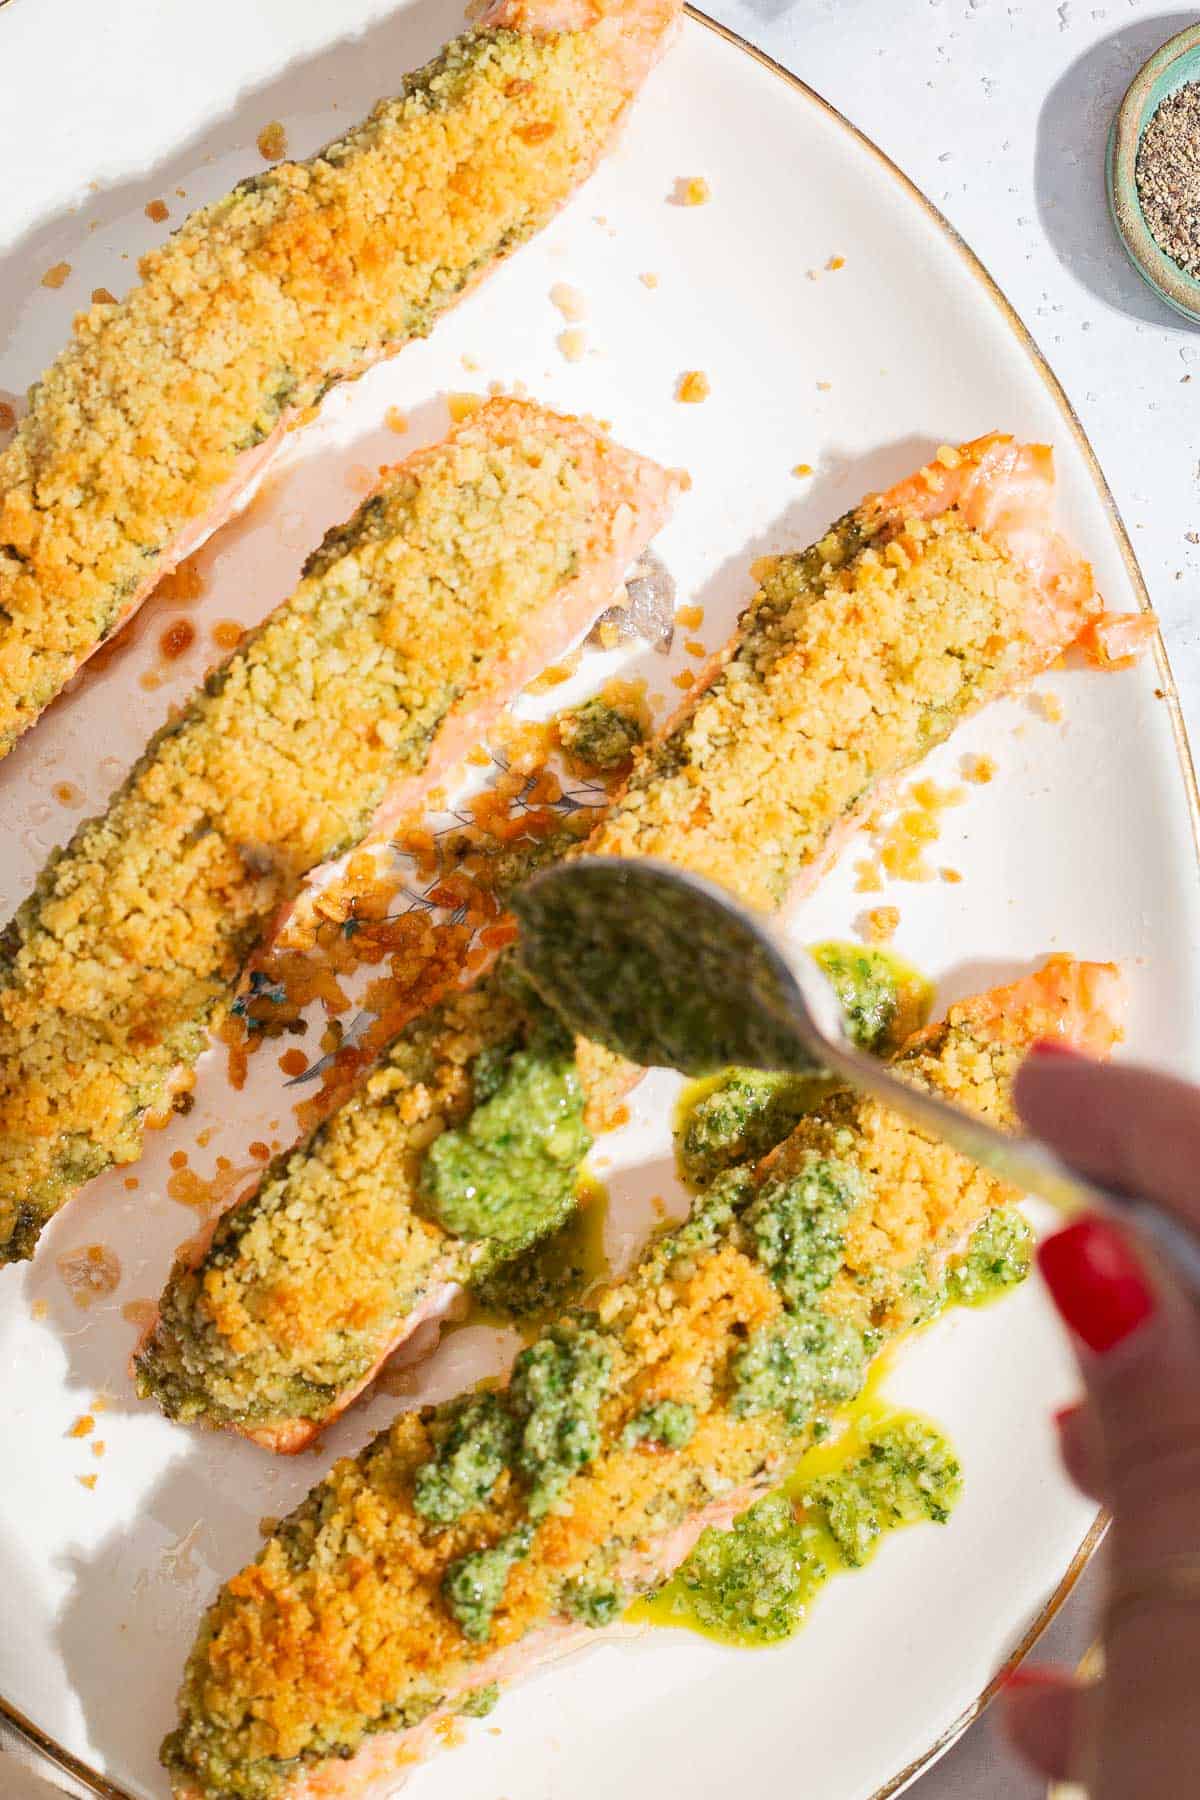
[1107,22,1200,324]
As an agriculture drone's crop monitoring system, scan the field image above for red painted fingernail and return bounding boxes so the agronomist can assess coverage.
[1052,1402,1082,1429]
[1037,1218,1156,1354]
[1029,1038,1082,1059]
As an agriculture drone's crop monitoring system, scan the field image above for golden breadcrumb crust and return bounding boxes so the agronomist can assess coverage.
[0,26,628,753]
[138,975,527,1426]
[595,511,1037,909]
[0,403,617,1259]
[166,995,1028,1797]
[141,494,1065,1438]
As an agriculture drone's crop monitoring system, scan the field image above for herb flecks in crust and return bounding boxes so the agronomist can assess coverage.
[163,975,1049,1799]
[0,25,632,754]
[135,968,591,1429]
[0,403,615,1261]
[592,510,1040,910]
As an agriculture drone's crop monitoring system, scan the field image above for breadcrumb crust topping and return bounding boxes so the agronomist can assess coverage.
[164,990,1042,1799]
[138,975,531,1427]
[595,511,1038,909]
[139,474,1097,1445]
[0,402,628,1259]
[0,26,627,754]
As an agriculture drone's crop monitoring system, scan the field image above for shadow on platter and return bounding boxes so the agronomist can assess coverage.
[0,0,454,394]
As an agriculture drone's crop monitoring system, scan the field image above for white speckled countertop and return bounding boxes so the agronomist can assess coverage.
[715,0,1200,738]
[700,5,1197,1791]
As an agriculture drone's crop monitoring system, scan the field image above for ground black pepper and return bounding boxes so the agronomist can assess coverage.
[1136,81,1200,279]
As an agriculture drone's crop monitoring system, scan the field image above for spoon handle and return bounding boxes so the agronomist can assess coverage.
[823,1040,1200,1299]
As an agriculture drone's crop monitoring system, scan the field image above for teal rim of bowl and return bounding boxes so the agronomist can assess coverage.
[1107,22,1200,325]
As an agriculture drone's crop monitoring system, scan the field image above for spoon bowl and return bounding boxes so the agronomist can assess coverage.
[511,855,833,1077]
[513,857,1200,1297]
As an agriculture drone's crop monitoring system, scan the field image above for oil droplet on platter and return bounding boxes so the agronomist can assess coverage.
[121,1299,157,1332]
[56,1244,121,1309]
[159,618,197,660]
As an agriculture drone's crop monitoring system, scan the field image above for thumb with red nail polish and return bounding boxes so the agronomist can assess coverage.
[999,1056,1200,1798]
[1037,1217,1156,1354]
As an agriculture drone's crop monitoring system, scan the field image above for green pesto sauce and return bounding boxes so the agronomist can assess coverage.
[419,1017,592,1254]
[557,695,648,773]
[563,1580,623,1627]
[810,941,933,1057]
[457,1682,500,1719]
[673,943,931,1191]
[510,1322,612,1519]
[413,1391,514,1526]
[512,863,825,1078]
[443,1526,532,1642]
[675,1069,836,1191]
[945,1205,1034,1308]
[622,1398,697,1450]
[900,1205,1035,1328]
[731,1313,872,1433]
[470,1176,609,1332]
[746,1152,864,1312]
[410,1316,616,1643]
[633,1411,961,1647]
[422,1324,615,1638]
[804,1415,961,1566]
[644,1490,829,1645]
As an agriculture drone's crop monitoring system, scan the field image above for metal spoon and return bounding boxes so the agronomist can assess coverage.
[512,856,1200,1296]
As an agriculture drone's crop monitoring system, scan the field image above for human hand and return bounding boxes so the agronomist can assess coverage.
[998,1048,1200,1797]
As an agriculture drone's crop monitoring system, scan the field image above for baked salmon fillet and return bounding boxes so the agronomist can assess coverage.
[134,433,1139,1450]
[591,433,1116,904]
[161,957,1123,1800]
[0,400,682,1262]
[0,0,682,758]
